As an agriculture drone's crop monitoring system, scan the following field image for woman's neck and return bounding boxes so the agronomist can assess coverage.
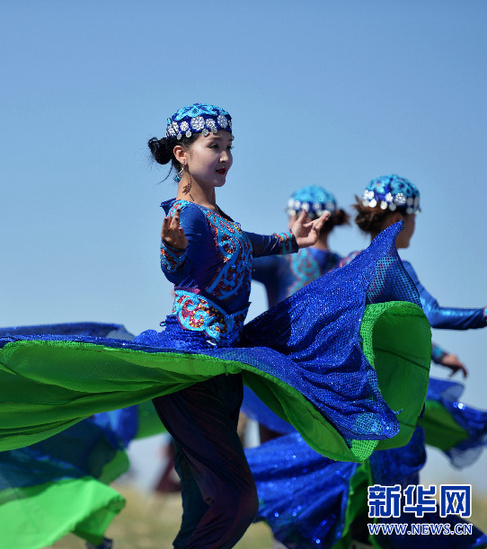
[176,177,218,211]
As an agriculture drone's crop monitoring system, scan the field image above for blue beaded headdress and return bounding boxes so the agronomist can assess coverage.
[362,174,421,214]
[166,103,232,140]
[286,186,337,219]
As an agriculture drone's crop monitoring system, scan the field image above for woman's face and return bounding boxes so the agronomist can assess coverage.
[395,213,416,249]
[183,130,234,189]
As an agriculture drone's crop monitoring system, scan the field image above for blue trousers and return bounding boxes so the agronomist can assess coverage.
[152,374,258,548]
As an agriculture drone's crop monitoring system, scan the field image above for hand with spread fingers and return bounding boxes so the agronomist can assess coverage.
[161,208,188,250]
[440,353,468,379]
[291,209,330,248]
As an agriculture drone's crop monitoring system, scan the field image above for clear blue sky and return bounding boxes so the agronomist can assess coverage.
[2,1,486,488]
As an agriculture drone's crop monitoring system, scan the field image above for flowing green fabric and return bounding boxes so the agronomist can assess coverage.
[0,302,430,463]
[362,302,431,452]
[420,400,469,451]
[0,421,130,547]
[0,478,125,548]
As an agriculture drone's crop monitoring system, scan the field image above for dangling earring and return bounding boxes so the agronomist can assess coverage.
[174,166,184,183]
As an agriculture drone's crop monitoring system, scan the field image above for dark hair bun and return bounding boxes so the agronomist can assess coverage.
[330,208,350,227]
[148,137,172,165]
[352,195,394,234]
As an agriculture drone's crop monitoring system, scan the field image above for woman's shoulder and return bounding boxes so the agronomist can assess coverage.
[161,198,194,212]
[161,198,207,221]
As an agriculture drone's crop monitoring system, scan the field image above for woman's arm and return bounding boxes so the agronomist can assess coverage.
[159,202,206,282]
[402,260,487,330]
[247,210,330,258]
[291,210,330,248]
[160,207,188,274]
[246,231,298,257]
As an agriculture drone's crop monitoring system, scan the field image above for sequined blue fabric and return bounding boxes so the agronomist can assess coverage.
[245,247,343,431]
[0,323,140,446]
[247,425,487,548]
[0,417,127,490]
[340,253,487,330]
[0,322,137,491]
[426,378,487,468]
[138,242,414,443]
[0,322,133,340]
[0,320,135,549]
[402,261,487,329]
[368,426,487,548]
[369,426,426,489]
[243,330,486,544]
[244,233,487,547]
[246,432,359,548]
[370,442,486,547]
[235,222,428,446]
[0,222,428,459]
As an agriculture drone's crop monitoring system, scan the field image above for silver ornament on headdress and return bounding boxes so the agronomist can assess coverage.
[362,174,421,214]
[165,103,233,141]
[285,186,338,219]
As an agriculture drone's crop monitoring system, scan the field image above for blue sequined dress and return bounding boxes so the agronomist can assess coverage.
[341,253,487,330]
[0,204,430,458]
[245,247,343,437]
[244,250,487,548]
[0,204,431,548]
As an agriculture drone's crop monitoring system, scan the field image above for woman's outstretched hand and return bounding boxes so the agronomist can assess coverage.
[161,208,188,250]
[440,353,468,379]
[291,209,330,248]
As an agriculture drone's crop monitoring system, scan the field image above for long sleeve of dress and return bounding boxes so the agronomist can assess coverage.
[160,203,297,284]
[402,260,487,330]
[158,199,299,344]
[159,203,208,284]
[431,343,448,364]
[246,231,298,257]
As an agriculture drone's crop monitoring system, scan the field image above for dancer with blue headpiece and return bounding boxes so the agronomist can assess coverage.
[345,174,476,379]
[253,185,347,308]
[347,174,487,330]
[245,186,349,441]
[246,174,487,549]
[0,107,432,548]
[345,174,487,548]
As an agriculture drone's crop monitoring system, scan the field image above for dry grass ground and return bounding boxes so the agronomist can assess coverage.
[47,484,487,549]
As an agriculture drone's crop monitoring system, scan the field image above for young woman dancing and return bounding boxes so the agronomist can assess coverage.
[0,110,431,549]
